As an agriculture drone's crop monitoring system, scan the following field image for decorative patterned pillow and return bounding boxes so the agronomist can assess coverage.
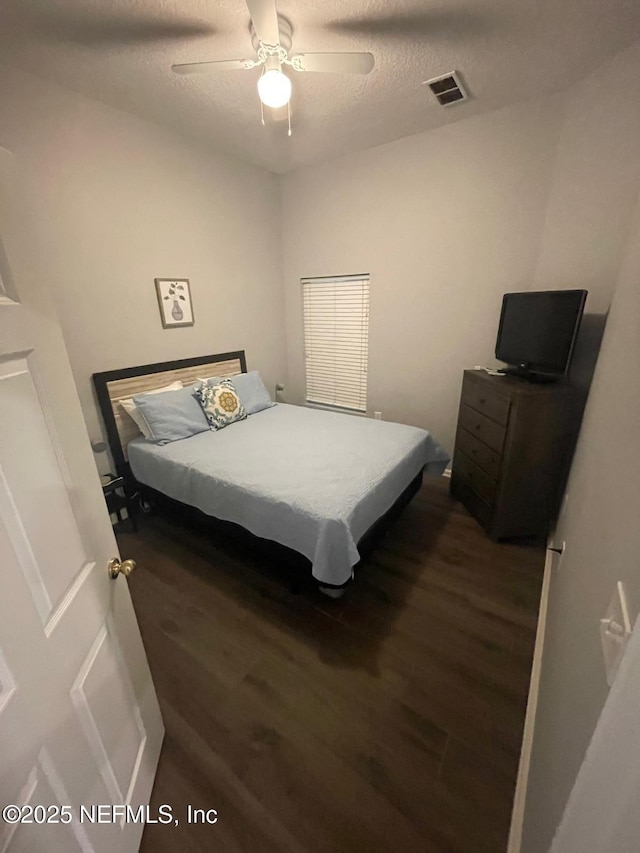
[197,370,275,416]
[194,379,247,430]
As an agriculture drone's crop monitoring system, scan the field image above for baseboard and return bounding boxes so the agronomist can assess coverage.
[507,541,554,853]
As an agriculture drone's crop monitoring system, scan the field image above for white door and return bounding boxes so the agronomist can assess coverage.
[0,148,163,853]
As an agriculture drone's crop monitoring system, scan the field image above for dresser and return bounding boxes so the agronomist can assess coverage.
[450,370,581,540]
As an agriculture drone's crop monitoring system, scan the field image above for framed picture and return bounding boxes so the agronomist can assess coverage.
[0,234,16,302]
[155,278,194,328]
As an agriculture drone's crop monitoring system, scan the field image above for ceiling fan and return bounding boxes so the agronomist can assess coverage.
[171,0,375,133]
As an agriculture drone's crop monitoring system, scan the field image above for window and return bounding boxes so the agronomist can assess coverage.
[302,274,370,413]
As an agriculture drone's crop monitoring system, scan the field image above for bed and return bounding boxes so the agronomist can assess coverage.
[93,351,449,590]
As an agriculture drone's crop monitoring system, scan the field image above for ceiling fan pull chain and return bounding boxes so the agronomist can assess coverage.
[261,98,265,126]
[287,100,292,137]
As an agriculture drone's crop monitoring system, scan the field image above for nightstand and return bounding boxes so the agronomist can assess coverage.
[101,474,137,532]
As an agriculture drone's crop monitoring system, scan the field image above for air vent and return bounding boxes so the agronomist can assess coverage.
[424,71,468,107]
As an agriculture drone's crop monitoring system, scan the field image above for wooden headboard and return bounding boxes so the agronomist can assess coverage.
[93,350,247,480]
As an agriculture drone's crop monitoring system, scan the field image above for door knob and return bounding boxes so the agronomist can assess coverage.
[108,557,136,579]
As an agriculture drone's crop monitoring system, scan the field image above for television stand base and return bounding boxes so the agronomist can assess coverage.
[498,367,559,384]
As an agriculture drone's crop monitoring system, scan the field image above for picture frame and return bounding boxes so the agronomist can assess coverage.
[155,278,194,328]
[0,233,17,303]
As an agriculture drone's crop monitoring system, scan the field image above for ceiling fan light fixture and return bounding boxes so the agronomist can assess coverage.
[257,68,292,108]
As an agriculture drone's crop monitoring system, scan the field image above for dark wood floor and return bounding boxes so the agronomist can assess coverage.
[118,476,544,853]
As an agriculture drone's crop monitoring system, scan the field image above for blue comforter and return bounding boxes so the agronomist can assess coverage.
[128,403,449,585]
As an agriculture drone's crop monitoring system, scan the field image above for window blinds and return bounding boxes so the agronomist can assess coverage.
[302,274,370,413]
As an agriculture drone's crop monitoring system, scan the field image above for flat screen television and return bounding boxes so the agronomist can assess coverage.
[495,289,587,380]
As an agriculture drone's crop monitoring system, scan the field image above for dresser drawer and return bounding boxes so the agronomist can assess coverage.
[463,378,511,426]
[453,450,498,506]
[459,405,506,454]
[456,428,502,480]
[450,474,493,534]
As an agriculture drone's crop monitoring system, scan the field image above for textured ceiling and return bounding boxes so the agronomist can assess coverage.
[1,0,640,173]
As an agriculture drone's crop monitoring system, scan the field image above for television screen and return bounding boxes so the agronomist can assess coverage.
[495,289,587,376]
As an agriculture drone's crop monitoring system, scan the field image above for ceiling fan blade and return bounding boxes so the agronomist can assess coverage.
[172,58,255,75]
[291,52,375,75]
[245,0,280,46]
[326,11,496,40]
[7,8,218,47]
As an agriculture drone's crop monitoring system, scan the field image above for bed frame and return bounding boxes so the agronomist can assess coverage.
[92,350,423,590]
[93,350,246,484]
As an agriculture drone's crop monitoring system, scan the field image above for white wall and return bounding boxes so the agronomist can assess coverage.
[522,188,640,853]
[547,198,640,853]
[281,95,565,452]
[0,67,285,470]
[529,40,640,391]
[521,40,640,853]
[532,40,640,312]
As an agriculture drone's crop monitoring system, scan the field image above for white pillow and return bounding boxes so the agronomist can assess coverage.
[120,380,183,439]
